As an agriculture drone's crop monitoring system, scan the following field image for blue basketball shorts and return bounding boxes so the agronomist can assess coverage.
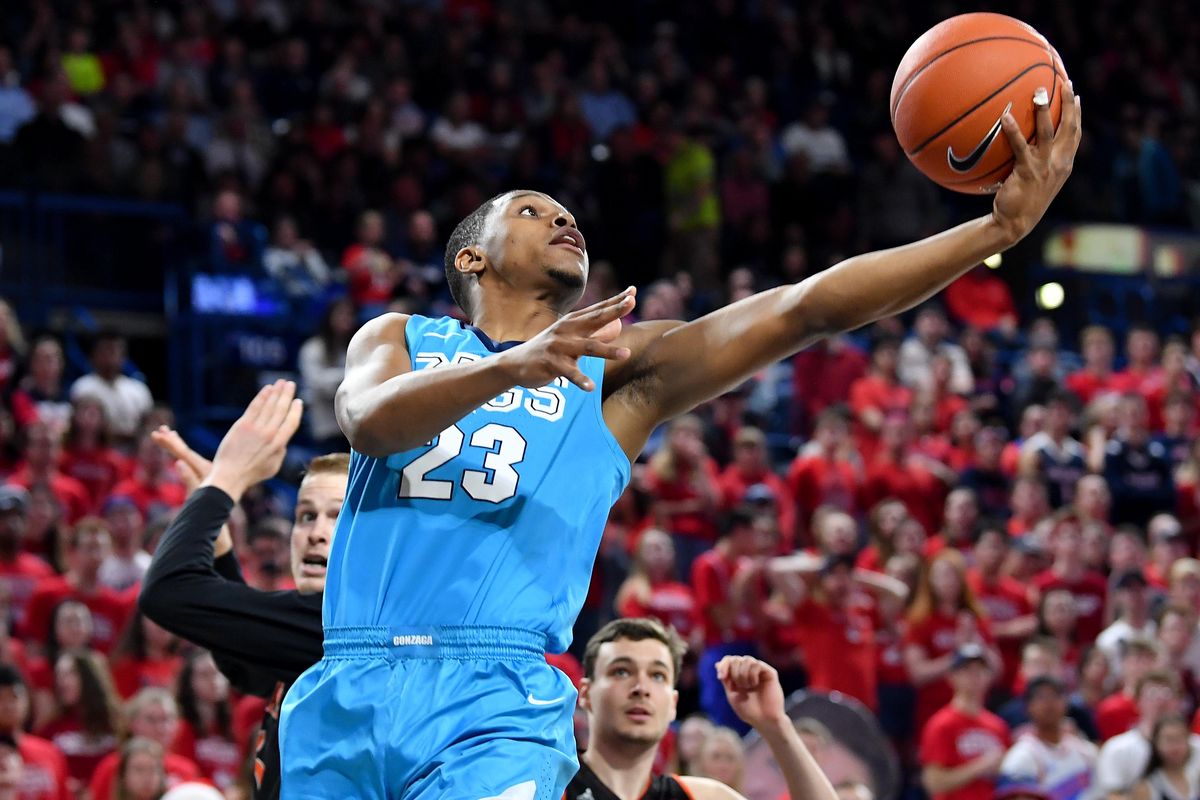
[278,625,578,800]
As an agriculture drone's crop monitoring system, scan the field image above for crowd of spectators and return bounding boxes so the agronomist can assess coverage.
[0,0,1196,306]
[0,1,1199,799]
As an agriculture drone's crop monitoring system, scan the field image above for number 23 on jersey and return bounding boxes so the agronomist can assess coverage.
[393,352,568,504]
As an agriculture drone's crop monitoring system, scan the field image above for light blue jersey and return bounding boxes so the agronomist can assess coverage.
[323,314,631,654]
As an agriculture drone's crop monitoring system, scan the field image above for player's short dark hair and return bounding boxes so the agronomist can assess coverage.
[443,191,516,316]
[582,617,687,686]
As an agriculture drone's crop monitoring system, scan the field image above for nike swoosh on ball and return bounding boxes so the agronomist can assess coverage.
[946,101,1013,173]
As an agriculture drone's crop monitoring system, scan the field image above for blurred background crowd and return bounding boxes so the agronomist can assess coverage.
[0,0,1198,798]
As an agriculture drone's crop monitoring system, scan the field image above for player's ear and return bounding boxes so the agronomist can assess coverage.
[669,689,678,722]
[578,678,593,712]
[453,246,487,277]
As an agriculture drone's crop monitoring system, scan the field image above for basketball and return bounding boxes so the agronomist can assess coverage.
[890,13,1068,194]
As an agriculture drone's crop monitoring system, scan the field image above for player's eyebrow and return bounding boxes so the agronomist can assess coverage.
[507,192,565,214]
[605,656,671,672]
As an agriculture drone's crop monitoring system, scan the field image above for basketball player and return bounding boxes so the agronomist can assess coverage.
[141,381,338,800]
[567,617,836,800]
[279,83,1080,799]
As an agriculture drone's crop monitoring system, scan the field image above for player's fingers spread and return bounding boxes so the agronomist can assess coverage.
[1033,87,1054,151]
[589,316,625,345]
[565,368,595,392]
[264,380,295,428]
[579,339,631,361]
[246,381,279,424]
[569,286,635,320]
[278,398,304,442]
[1000,111,1032,167]
[579,293,637,330]
[1057,80,1077,136]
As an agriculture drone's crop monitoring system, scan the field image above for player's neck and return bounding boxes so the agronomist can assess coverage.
[470,290,563,344]
[583,740,657,800]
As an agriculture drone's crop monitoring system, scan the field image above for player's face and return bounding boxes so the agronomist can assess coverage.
[290,472,346,595]
[581,638,677,749]
[480,192,589,305]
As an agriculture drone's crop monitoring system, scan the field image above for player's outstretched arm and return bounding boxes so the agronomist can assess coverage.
[679,656,839,800]
[339,292,635,456]
[613,83,1080,439]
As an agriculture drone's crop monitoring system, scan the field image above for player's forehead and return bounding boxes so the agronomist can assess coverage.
[597,637,673,671]
[297,472,347,506]
[493,190,571,217]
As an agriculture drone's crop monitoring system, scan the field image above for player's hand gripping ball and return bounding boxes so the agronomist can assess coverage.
[890,12,1069,194]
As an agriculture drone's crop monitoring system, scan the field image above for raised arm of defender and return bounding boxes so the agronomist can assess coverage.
[606,83,1081,449]
[337,291,636,456]
[681,656,838,800]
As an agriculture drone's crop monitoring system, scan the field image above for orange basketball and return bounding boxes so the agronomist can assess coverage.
[890,13,1068,194]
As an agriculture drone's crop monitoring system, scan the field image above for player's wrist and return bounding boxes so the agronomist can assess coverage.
[202,464,252,503]
[754,714,794,741]
[986,209,1027,249]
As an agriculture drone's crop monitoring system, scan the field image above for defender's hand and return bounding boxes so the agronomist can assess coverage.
[992,80,1081,244]
[499,287,636,391]
[716,655,788,730]
[151,427,213,496]
[204,380,304,498]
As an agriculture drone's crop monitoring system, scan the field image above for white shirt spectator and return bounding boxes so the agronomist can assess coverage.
[1097,618,1158,678]
[297,337,345,443]
[70,373,153,439]
[999,730,1098,800]
[1095,729,1200,797]
[429,117,488,153]
[898,337,974,395]
[779,121,850,174]
[99,551,151,593]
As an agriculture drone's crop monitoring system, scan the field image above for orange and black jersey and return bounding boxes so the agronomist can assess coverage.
[564,761,694,800]
[140,487,324,800]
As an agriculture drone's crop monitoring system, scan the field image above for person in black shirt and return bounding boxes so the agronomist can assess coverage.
[1104,394,1175,527]
[567,618,836,800]
[140,381,341,800]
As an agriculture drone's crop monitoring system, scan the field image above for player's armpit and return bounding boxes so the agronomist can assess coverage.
[602,285,814,452]
[678,776,748,800]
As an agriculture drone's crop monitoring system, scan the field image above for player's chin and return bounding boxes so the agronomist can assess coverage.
[544,259,586,290]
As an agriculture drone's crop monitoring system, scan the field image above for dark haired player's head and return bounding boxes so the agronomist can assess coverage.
[444,191,590,319]
[580,618,687,750]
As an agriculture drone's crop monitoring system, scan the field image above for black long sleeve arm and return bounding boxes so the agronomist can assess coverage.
[139,487,324,689]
